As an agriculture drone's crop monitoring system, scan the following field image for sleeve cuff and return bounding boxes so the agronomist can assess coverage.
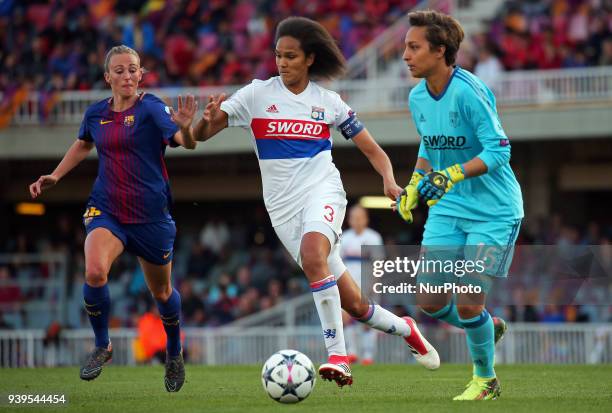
[477,150,509,172]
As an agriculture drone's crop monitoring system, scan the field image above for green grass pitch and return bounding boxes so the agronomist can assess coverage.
[1,364,611,412]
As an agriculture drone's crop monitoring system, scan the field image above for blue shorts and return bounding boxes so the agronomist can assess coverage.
[422,215,521,278]
[83,207,176,265]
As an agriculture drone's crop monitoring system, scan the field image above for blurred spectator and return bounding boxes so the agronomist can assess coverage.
[267,278,284,307]
[199,218,230,254]
[0,266,21,309]
[186,242,218,278]
[599,38,612,66]
[286,277,307,298]
[472,0,611,72]
[236,287,260,318]
[541,305,565,323]
[250,248,279,291]
[43,321,62,347]
[581,221,601,245]
[210,284,237,325]
[0,311,12,329]
[133,303,167,364]
[474,45,504,92]
[180,280,207,326]
[1,208,611,329]
[235,265,252,296]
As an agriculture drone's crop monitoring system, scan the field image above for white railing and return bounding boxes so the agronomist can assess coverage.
[334,66,612,113]
[8,66,612,127]
[225,294,318,328]
[12,85,239,126]
[1,324,610,367]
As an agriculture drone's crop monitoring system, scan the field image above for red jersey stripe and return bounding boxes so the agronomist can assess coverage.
[251,118,330,140]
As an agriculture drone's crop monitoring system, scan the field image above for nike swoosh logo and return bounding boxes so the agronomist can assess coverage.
[81,366,101,376]
[163,252,171,259]
[100,120,113,125]
[165,378,177,391]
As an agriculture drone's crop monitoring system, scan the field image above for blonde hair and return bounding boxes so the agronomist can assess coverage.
[104,45,140,73]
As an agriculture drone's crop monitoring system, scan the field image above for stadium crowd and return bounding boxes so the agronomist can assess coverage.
[0,0,422,94]
[1,0,610,97]
[464,0,612,75]
[1,210,611,331]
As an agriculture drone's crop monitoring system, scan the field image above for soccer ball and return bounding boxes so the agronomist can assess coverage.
[261,349,316,403]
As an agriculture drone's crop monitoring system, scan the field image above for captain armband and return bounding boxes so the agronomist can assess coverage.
[339,113,365,140]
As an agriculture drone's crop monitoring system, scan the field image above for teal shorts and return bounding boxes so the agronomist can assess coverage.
[421,215,522,279]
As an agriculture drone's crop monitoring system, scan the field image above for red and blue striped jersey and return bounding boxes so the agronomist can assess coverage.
[77,93,179,223]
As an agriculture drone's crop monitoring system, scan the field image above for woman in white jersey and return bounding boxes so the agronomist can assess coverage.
[194,16,439,387]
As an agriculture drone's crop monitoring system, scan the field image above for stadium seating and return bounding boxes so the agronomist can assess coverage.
[1,0,609,97]
[0,0,422,93]
[1,209,610,329]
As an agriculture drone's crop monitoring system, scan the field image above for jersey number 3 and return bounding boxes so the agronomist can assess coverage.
[323,205,335,223]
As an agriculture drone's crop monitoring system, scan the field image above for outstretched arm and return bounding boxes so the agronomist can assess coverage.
[29,139,94,198]
[193,94,229,142]
[352,129,402,200]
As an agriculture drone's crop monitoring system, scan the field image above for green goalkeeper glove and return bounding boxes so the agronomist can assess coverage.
[396,169,425,223]
[417,163,465,207]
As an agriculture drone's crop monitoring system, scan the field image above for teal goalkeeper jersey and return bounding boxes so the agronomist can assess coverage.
[410,67,523,221]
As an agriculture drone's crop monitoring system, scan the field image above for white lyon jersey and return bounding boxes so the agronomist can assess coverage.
[341,228,383,285]
[220,76,358,226]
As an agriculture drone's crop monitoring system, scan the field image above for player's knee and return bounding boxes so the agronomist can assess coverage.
[456,304,484,319]
[300,249,327,277]
[84,264,108,287]
[151,284,172,302]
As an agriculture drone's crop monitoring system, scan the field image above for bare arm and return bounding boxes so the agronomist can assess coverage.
[29,139,94,198]
[172,127,197,149]
[414,156,432,173]
[193,94,229,142]
[352,129,403,200]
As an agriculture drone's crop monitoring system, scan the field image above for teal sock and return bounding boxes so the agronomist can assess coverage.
[421,298,463,329]
[460,310,495,378]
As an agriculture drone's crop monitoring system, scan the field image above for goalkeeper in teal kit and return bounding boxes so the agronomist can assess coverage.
[396,11,523,400]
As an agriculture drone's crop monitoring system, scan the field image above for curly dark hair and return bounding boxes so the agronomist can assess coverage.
[275,17,346,80]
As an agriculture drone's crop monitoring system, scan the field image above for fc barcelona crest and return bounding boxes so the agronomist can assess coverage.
[449,111,460,128]
[124,115,135,127]
[311,106,325,121]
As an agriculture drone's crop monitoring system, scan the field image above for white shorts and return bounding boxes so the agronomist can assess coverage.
[273,182,348,278]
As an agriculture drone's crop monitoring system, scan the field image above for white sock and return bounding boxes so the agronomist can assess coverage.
[345,322,359,356]
[310,275,346,357]
[358,304,411,337]
[361,328,377,360]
